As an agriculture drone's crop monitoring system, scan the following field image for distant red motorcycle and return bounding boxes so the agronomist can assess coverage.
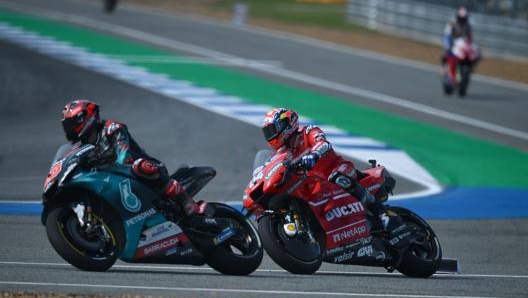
[443,37,481,97]
[243,150,442,277]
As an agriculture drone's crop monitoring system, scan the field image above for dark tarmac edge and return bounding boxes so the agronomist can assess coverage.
[1,292,164,298]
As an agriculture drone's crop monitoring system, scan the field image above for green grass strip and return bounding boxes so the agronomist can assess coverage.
[2,9,527,188]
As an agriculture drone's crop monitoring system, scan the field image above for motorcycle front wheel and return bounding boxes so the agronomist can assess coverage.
[45,203,123,271]
[442,74,455,95]
[258,213,323,274]
[201,203,263,275]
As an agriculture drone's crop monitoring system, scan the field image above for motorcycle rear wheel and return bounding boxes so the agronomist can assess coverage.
[45,203,123,271]
[390,207,442,278]
[258,213,323,274]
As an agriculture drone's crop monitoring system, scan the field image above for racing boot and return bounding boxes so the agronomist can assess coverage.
[164,179,207,216]
[376,205,416,248]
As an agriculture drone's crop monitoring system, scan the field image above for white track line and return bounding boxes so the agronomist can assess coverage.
[1,261,527,279]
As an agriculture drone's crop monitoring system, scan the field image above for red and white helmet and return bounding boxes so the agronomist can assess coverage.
[262,108,299,150]
[61,99,100,142]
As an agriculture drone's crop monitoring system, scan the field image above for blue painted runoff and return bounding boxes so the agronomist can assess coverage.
[394,186,528,219]
[1,187,527,219]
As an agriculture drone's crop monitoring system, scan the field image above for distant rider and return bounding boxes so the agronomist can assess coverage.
[60,99,205,216]
[259,108,415,247]
[442,6,474,83]
[104,0,119,13]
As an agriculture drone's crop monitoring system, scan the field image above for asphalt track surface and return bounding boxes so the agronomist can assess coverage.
[0,0,527,297]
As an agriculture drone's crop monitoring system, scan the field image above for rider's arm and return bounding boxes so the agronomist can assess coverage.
[443,22,454,50]
[298,125,332,170]
[104,121,135,165]
[466,23,473,43]
[306,126,332,159]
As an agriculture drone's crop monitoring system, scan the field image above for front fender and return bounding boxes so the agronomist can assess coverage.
[40,181,126,227]
[41,167,169,259]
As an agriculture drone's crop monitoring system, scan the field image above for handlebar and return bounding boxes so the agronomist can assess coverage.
[78,147,115,169]
[286,156,303,171]
[286,154,313,175]
[275,156,308,187]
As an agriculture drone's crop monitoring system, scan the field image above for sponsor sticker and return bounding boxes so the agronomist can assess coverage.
[357,245,374,257]
[126,208,156,227]
[328,220,369,246]
[325,202,365,222]
[333,251,355,263]
[135,236,180,258]
[43,160,63,189]
[119,179,141,212]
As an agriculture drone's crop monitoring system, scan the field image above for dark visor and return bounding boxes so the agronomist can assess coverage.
[62,115,82,134]
[263,120,287,141]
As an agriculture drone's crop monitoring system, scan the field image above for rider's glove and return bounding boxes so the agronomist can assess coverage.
[300,153,319,170]
[79,150,97,169]
[79,150,110,169]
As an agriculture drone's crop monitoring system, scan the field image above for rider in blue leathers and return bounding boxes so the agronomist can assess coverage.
[60,99,205,216]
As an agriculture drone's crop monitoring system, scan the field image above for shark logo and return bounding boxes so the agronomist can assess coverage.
[120,179,141,212]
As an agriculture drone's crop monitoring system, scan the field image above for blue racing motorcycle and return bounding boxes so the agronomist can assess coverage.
[41,144,263,275]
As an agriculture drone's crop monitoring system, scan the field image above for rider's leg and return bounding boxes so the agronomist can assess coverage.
[163,180,206,216]
[330,172,375,204]
[329,171,414,248]
[132,158,205,216]
[447,54,458,84]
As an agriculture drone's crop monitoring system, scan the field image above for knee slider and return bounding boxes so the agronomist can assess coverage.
[132,158,162,180]
[329,172,354,189]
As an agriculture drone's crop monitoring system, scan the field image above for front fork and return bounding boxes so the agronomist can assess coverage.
[247,200,319,244]
[279,201,318,245]
[281,209,303,237]
[75,201,109,241]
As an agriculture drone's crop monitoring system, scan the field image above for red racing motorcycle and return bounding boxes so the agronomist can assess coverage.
[442,37,481,97]
[243,150,442,277]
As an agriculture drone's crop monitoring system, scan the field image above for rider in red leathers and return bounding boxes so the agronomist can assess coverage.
[261,108,414,247]
[60,99,205,216]
[443,6,474,84]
